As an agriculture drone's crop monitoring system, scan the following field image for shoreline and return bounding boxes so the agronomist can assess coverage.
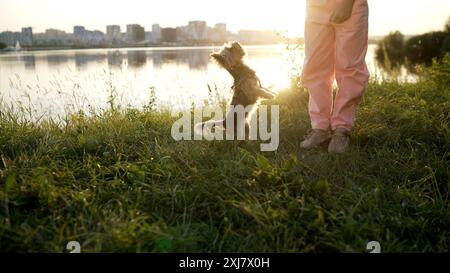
[4,43,286,52]
[1,41,380,53]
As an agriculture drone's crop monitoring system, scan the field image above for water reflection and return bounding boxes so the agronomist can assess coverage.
[22,55,36,69]
[152,50,210,70]
[107,51,123,67]
[25,49,215,70]
[48,54,70,67]
[0,48,289,71]
[186,51,209,70]
[74,53,106,68]
[127,51,147,68]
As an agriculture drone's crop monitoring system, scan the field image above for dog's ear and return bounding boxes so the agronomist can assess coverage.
[230,41,242,47]
[257,88,276,99]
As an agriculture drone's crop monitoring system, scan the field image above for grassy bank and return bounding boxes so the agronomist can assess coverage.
[0,59,449,252]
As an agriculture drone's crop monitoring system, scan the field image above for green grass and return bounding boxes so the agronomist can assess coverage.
[0,61,449,253]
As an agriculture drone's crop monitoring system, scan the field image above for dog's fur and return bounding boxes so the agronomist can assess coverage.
[196,41,275,138]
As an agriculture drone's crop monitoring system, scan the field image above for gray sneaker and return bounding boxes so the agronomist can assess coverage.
[300,129,331,149]
[328,128,351,154]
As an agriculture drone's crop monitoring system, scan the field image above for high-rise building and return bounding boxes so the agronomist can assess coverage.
[215,23,226,33]
[0,28,33,47]
[45,29,66,38]
[187,21,208,41]
[152,24,161,43]
[0,31,20,47]
[21,27,33,46]
[74,26,86,37]
[126,24,145,43]
[73,26,105,46]
[209,23,227,42]
[176,26,188,43]
[85,30,105,45]
[0,29,34,47]
[145,32,152,42]
[161,28,177,43]
[106,25,121,39]
[32,28,71,46]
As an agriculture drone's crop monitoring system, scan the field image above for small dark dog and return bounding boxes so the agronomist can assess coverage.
[196,41,275,138]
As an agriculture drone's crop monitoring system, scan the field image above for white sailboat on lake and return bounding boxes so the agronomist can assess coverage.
[15,41,21,51]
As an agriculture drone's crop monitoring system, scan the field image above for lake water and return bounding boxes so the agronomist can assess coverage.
[0,45,383,119]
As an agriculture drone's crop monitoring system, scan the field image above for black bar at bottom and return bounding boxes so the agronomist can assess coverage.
[2,253,447,272]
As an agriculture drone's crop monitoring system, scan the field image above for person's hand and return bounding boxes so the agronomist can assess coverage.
[330,0,355,24]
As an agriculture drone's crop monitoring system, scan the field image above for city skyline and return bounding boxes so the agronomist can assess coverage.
[0,21,285,48]
[0,0,449,36]
[1,21,290,41]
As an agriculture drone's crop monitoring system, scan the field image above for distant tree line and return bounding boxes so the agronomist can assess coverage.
[376,19,450,70]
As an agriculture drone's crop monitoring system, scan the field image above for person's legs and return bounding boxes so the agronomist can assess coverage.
[332,0,370,131]
[328,0,369,154]
[300,20,336,149]
[302,21,336,131]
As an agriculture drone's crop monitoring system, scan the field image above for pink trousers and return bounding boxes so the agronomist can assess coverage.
[302,0,370,131]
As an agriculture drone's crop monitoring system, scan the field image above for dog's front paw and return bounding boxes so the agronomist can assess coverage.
[258,88,276,99]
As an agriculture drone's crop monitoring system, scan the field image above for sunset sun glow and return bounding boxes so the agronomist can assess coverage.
[0,0,449,36]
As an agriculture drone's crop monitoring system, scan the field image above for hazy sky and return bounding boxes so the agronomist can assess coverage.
[0,0,449,36]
